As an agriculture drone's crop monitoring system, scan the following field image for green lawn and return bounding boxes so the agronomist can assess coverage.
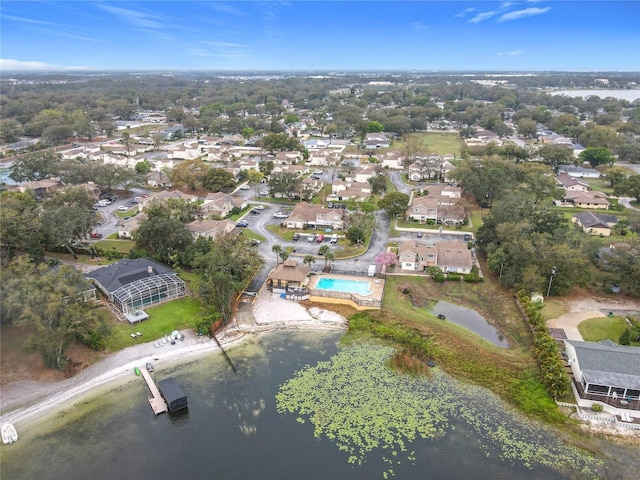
[96,239,136,254]
[103,296,204,351]
[578,316,640,346]
[393,132,463,157]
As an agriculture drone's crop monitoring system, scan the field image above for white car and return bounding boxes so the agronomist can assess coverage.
[260,190,269,196]
[273,212,289,219]
[254,205,265,210]
[97,199,109,207]
[240,185,251,190]
[314,169,323,175]
[117,205,129,211]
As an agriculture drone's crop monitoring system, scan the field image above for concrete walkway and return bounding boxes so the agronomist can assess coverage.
[546,310,606,341]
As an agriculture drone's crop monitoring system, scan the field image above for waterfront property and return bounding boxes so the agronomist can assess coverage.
[308,273,384,310]
[86,258,187,323]
[267,259,310,299]
[564,340,640,416]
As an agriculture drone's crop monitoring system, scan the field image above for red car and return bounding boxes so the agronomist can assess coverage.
[90,232,103,239]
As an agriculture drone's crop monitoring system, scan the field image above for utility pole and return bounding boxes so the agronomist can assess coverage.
[546,266,557,298]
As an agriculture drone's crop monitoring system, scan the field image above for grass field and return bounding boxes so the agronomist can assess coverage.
[103,296,204,352]
[96,239,136,254]
[393,132,463,157]
[578,316,640,346]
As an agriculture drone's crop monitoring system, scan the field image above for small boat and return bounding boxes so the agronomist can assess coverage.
[437,314,446,320]
[134,367,141,376]
[146,362,154,372]
[1,423,18,444]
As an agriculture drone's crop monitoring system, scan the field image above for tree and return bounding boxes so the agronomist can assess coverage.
[284,114,300,125]
[135,160,153,174]
[368,174,387,194]
[578,147,614,168]
[9,151,61,182]
[346,226,365,244]
[201,167,236,191]
[614,175,640,203]
[366,121,384,133]
[0,191,43,260]
[151,133,164,150]
[171,159,210,190]
[303,255,315,270]
[1,258,107,369]
[602,167,627,188]
[40,187,98,259]
[517,118,537,138]
[268,172,302,199]
[401,134,425,163]
[272,244,283,264]
[378,192,410,218]
[135,216,193,263]
[318,245,331,267]
[375,251,397,270]
[537,144,574,173]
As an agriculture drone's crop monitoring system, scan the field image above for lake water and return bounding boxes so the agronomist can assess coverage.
[432,301,510,348]
[0,331,601,479]
[548,89,640,101]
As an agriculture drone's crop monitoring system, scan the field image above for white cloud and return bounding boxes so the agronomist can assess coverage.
[0,59,90,71]
[498,50,525,56]
[97,5,163,29]
[469,10,500,23]
[498,7,551,22]
[411,22,429,30]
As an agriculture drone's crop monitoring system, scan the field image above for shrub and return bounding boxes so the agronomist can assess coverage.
[619,327,632,345]
[433,274,445,283]
[591,403,603,413]
[446,274,461,281]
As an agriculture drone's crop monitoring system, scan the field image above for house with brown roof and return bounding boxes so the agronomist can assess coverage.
[187,219,236,240]
[198,191,247,218]
[138,189,199,212]
[564,190,610,209]
[331,180,372,200]
[267,259,310,294]
[146,171,173,188]
[379,151,405,170]
[406,195,466,225]
[398,240,473,274]
[556,173,589,192]
[352,163,378,183]
[285,202,347,230]
[10,178,62,198]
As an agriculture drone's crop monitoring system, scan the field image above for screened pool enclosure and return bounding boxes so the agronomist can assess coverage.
[112,273,187,315]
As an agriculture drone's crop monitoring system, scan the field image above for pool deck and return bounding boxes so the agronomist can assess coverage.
[308,273,384,310]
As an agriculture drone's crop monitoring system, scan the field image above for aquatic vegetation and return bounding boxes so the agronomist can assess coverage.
[276,344,603,478]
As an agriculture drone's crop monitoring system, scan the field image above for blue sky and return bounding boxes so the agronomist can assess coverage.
[1,1,639,72]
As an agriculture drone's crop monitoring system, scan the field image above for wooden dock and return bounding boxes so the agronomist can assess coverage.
[140,367,168,415]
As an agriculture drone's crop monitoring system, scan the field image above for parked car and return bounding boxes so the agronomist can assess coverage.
[97,199,109,207]
[236,221,248,227]
[417,231,423,238]
[90,232,103,239]
[463,234,472,242]
[292,233,300,241]
[273,212,288,219]
[330,234,338,244]
[254,205,265,210]
[240,184,251,190]
[314,169,323,175]
[259,190,269,196]
[307,234,316,242]
[327,202,334,208]
[316,233,324,243]
[117,205,129,211]
[250,209,260,215]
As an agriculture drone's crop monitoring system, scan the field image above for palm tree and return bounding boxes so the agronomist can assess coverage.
[271,244,283,264]
[279,250,289,263]
[324,251,335,269]
[303,255,315,270]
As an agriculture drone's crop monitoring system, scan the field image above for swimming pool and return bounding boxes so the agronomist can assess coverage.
[315,277,372,296]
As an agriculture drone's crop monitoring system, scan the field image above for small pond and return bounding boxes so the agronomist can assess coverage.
[432,301,510,348]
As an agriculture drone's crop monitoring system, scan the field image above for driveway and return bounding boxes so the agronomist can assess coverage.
[546,311,605,341]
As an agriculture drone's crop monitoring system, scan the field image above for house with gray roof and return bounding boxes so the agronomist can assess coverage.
[565,340,640,413]
[86,258,186,323]
[572,212,617,236]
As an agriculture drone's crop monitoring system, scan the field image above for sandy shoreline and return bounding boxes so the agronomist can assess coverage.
[0,293,348,427]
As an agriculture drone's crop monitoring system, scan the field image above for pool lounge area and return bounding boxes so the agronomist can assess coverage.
[308,273,384,310]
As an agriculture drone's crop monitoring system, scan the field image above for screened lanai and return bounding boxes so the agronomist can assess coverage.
[112,273,187,315]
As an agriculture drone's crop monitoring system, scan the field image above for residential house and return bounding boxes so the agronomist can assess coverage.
[406,195,466,225]
[330,180,371,201]
[572,212,618,236]
[146,171,173,188]
[564,190,610,209]
[397,240,473,274]
[558,165,601,179]
[564,340,640,412]
[198,191,247,218]
[285,202,346,230]
[267,259,310,294]
[168,142,201,160]
[118,213,147,239]
[10,178,62,198]
[187,219,236,240]
[556,173,589,192]
[363,133,390,149]
[138,190,199,212]
[75,183,103,201]
[352,163,378,183]
[304,139,329,149]
[423,184,462,201]
[379,151,405,169]
[86,257,186,322]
